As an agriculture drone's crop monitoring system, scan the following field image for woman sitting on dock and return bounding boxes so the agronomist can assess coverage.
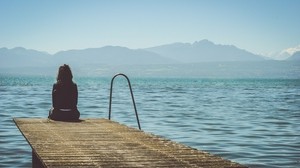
[48,64,80,121]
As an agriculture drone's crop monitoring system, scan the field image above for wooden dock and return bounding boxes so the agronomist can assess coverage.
[14,118,246,168]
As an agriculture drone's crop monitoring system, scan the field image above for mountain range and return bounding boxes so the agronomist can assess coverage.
[1,40,299,78]
[0,40,269,68]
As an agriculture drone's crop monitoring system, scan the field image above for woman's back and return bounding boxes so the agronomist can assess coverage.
[52,82,78,109]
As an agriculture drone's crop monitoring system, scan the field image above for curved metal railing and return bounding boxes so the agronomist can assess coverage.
[108,73,141,130]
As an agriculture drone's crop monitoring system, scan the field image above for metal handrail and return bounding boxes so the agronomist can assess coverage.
[108,73,141,130]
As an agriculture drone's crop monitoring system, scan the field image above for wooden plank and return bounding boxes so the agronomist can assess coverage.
[14,118,247,168]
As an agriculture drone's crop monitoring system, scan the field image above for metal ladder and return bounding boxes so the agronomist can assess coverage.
[108,73,141,130]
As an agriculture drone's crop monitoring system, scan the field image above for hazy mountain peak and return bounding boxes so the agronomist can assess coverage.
[287,51,300,60]
[101,45,129,50]
[266,44,300,60]
[12,47,26,50]
[0,47,8,51]
[193,39,214,45]
[146,40,265,62]
[284,45,300,55]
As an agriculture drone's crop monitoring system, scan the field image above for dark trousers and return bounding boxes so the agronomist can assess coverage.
[48,108,80,121]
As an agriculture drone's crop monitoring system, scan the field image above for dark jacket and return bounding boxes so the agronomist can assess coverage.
[49,82,80,121]
[52,82,78,109]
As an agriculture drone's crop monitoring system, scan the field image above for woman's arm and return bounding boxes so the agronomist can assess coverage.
[52,84,58,108]
[74,83,78,106]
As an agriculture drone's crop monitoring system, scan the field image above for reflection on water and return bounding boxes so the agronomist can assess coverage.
[0,76,299,167]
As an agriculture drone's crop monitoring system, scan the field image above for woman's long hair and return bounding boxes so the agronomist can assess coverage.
[57,64,73,84]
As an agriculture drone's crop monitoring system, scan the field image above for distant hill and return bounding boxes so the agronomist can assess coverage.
[0,47,50,67]
[0,46,176,68]
[287,51,300,60]
[145,40,265,62]
[52,46,177,66]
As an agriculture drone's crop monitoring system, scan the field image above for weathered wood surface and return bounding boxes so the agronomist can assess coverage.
[14,118,246,168]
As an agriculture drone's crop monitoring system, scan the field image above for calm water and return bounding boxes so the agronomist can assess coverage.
[0,75,299,168]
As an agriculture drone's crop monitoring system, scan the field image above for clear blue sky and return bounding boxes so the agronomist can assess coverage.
[1,0,299,55]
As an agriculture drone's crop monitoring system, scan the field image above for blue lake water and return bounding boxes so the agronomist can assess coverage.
[0,75,299,167]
